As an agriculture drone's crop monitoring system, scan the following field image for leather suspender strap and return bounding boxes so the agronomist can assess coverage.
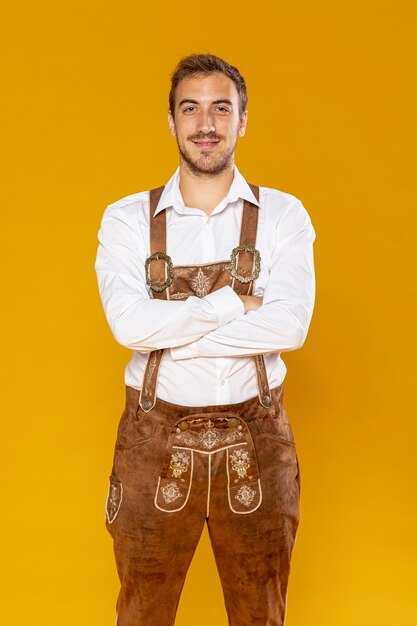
[149,186,167,270]
[139,184,272,413]
[138,186,167,412]
[233,186,272,408]
[230,184,260,296]
[144,186,172,294]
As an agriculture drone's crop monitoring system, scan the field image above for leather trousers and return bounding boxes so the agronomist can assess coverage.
[105,383,300,626]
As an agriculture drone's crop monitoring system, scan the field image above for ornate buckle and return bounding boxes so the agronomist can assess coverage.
[230,244,261,283]
[145,251,174,292]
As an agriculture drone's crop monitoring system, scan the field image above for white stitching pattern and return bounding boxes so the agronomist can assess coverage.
[105,479,123,524]
[226,448,263,515]
[206,454,212,518]
[154,450,194,513]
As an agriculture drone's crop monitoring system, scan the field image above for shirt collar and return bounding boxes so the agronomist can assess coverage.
[152,164,260,217]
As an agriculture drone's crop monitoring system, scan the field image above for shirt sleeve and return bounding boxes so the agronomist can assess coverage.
[169,200,316,360]
[94,203,245,353]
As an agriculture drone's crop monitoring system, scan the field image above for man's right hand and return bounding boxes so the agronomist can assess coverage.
[239,295,263,313]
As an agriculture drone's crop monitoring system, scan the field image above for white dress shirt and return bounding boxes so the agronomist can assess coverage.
[95,165,316,406]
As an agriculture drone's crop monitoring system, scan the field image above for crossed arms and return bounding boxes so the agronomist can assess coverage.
[95,200,316,360]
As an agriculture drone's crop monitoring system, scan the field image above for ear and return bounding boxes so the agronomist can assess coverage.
[167,110,176,136]
[238,110,248,137]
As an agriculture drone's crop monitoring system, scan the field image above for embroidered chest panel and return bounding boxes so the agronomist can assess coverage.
[169,261,232,299]
[146,244,261,299]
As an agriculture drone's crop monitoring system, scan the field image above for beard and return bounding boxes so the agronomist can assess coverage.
[176,132,238,176]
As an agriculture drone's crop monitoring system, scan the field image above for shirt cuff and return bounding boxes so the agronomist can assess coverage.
[204,284,245,326]
[170,286,244,361]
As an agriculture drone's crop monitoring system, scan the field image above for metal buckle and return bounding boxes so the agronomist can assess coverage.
[145,251,174,292]
[230,244,261,283]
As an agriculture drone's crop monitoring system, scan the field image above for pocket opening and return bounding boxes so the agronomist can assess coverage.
[257,413,296,447]
[115,415,157,450]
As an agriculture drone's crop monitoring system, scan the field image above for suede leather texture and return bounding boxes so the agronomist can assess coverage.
[105,383,300,626]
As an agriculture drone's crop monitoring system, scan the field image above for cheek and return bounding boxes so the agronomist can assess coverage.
[224,125,240,142]
[224,117,240,133]
[178,121,197,140]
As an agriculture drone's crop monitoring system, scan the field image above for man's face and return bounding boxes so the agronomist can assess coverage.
[168,72,248,176]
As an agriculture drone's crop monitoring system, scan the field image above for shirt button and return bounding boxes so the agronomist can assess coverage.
[219,380,225,386]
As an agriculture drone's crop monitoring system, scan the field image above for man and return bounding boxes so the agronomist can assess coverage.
[95,53,315,626]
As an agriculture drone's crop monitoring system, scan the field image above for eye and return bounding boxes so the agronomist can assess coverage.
[215,106,229,113]
[183,106,197,113]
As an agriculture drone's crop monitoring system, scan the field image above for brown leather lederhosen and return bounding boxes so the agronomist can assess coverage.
[105,186,301,626]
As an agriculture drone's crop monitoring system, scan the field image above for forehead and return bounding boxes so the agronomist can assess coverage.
[175,72,239,106]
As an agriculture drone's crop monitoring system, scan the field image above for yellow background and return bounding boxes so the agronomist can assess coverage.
[1,1,416,624]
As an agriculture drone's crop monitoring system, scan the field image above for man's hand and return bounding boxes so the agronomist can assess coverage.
[239,295,263,313]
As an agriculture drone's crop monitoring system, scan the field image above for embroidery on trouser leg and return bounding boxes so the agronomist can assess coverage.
[161,482,182,503]
[106,477,123,524]
[169,451,190,480]
[155,449,194,513]
[230,448,252,481]
[226,444,262,514]
[235,484,256,507]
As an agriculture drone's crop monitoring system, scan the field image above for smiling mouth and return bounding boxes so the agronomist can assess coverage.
[192,140,220,148]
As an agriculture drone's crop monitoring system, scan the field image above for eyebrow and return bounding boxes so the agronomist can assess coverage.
[178,98,234,108]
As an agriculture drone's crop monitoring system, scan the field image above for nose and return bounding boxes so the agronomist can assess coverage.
[197,109,216,134]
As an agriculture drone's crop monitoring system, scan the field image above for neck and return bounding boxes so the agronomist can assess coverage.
[178,159,235,216]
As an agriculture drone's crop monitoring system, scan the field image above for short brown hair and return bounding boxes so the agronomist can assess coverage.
[169,53,248,117]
